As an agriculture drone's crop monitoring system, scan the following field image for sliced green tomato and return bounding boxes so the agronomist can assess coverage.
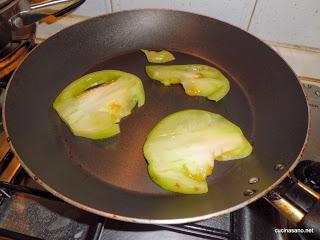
[143,110,252,194]
[145,64,230,101]
[53,70,145,139]
[141,49,175,63]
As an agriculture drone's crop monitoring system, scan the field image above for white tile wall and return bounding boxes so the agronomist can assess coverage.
[36,0,320,57]
[36,16,88,39]
[36,0,111,38]
[72,0,111,16]
[37,0,320,50]
[111,0,256,29]
[249,0,320,49]
[269,43,320,79]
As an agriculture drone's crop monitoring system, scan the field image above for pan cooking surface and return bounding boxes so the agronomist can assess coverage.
[4,10,308,222]
[58,50,253,194]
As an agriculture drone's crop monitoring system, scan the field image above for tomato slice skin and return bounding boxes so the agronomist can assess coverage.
[141,49,175,63]
[146,64,230,101]
[143,109,252,194]
[53,70,145,139]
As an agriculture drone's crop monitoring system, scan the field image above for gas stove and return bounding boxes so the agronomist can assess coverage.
[0,40,34,80]
[0,77,318,240]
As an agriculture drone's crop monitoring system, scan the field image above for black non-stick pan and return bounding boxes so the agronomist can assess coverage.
[3,10,311,224]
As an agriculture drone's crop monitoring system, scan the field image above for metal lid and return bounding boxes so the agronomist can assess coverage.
[0,0,13,9]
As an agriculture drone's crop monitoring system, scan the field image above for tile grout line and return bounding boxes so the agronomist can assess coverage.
[267,40,320,53]
[109,0,114,13]
[246,0,258,31]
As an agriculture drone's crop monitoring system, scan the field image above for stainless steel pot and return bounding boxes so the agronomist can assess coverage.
[0,0,85,50]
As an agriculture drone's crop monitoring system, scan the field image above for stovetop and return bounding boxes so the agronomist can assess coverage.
[0,80,318,240]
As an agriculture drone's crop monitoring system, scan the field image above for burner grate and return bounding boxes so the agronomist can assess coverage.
[0,128,295,240]
[0,182,238,239]
[0,146,240,240]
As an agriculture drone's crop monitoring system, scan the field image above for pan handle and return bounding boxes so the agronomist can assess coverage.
[298,201,320,240]
[265,175,320,240]
[10,0,86,30]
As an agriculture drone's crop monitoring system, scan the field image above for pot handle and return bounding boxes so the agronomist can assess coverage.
[265,176,320,240]
[10,0,86,29]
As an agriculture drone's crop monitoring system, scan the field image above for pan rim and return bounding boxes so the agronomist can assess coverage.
[2,9,311,224]
[3,125,310,224]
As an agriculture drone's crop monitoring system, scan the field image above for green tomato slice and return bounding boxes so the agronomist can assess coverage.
[141,49,175,63]
[143,110,252,194]
[145,64,230,101]
[53,70,145,139]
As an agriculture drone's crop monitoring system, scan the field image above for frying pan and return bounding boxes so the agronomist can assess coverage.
[3,9,314,225]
